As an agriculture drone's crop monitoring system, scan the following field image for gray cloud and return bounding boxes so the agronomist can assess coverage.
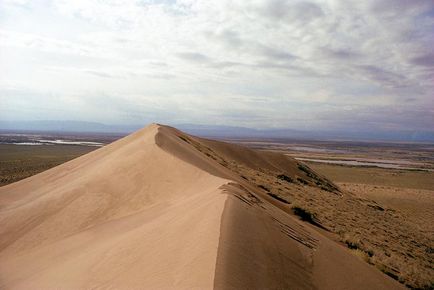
[253,61,322,78]
[213,29,243,49]
[356,65,411,88]
[322,48,362,60]
[208,61,247,69]
[410,53,434,68]
[84,70,116,79]
[176,52,212,63]
[369,0,434,15]
[259,45,296,62]
[259,0,324,23]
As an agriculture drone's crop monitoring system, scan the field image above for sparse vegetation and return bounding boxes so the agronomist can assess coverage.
[292,206,316,222]
[297,163,340,193]
[367,204,385,211]
[297,163,312,175]
[178,135,190,143]
[267,192,290,204]
[296,177,308,185]
[310,163,434,191]
[351,249,372,263]
[0,144,96,187]
[291,206,328,230]
[277,174,293,183]
[376,264,400,282]
[342,236,374,257]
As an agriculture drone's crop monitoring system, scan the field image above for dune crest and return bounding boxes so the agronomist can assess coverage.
[0,124,403,289]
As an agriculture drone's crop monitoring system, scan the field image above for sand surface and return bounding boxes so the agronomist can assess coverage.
[0,124,404,289]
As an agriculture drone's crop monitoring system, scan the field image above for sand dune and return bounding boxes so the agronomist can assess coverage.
[0,124,404,289]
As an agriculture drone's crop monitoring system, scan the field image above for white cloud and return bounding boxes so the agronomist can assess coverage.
[0,0,433,131]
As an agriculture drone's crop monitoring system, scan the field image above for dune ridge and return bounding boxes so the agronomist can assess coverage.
[0,124,404,289]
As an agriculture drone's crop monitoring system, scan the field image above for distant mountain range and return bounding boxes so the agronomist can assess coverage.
[1,120,433,142]
[178,124,434,142]
[0,120,137,134]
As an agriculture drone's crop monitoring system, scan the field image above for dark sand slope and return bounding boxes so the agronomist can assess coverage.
[0,124,403,289]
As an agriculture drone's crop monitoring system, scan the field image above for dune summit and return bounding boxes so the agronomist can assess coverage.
[0,124,404,289]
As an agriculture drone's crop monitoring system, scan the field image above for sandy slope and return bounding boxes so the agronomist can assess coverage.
[0,124,404,289]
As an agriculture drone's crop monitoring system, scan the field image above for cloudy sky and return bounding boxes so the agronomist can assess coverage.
[1,0,433,131]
